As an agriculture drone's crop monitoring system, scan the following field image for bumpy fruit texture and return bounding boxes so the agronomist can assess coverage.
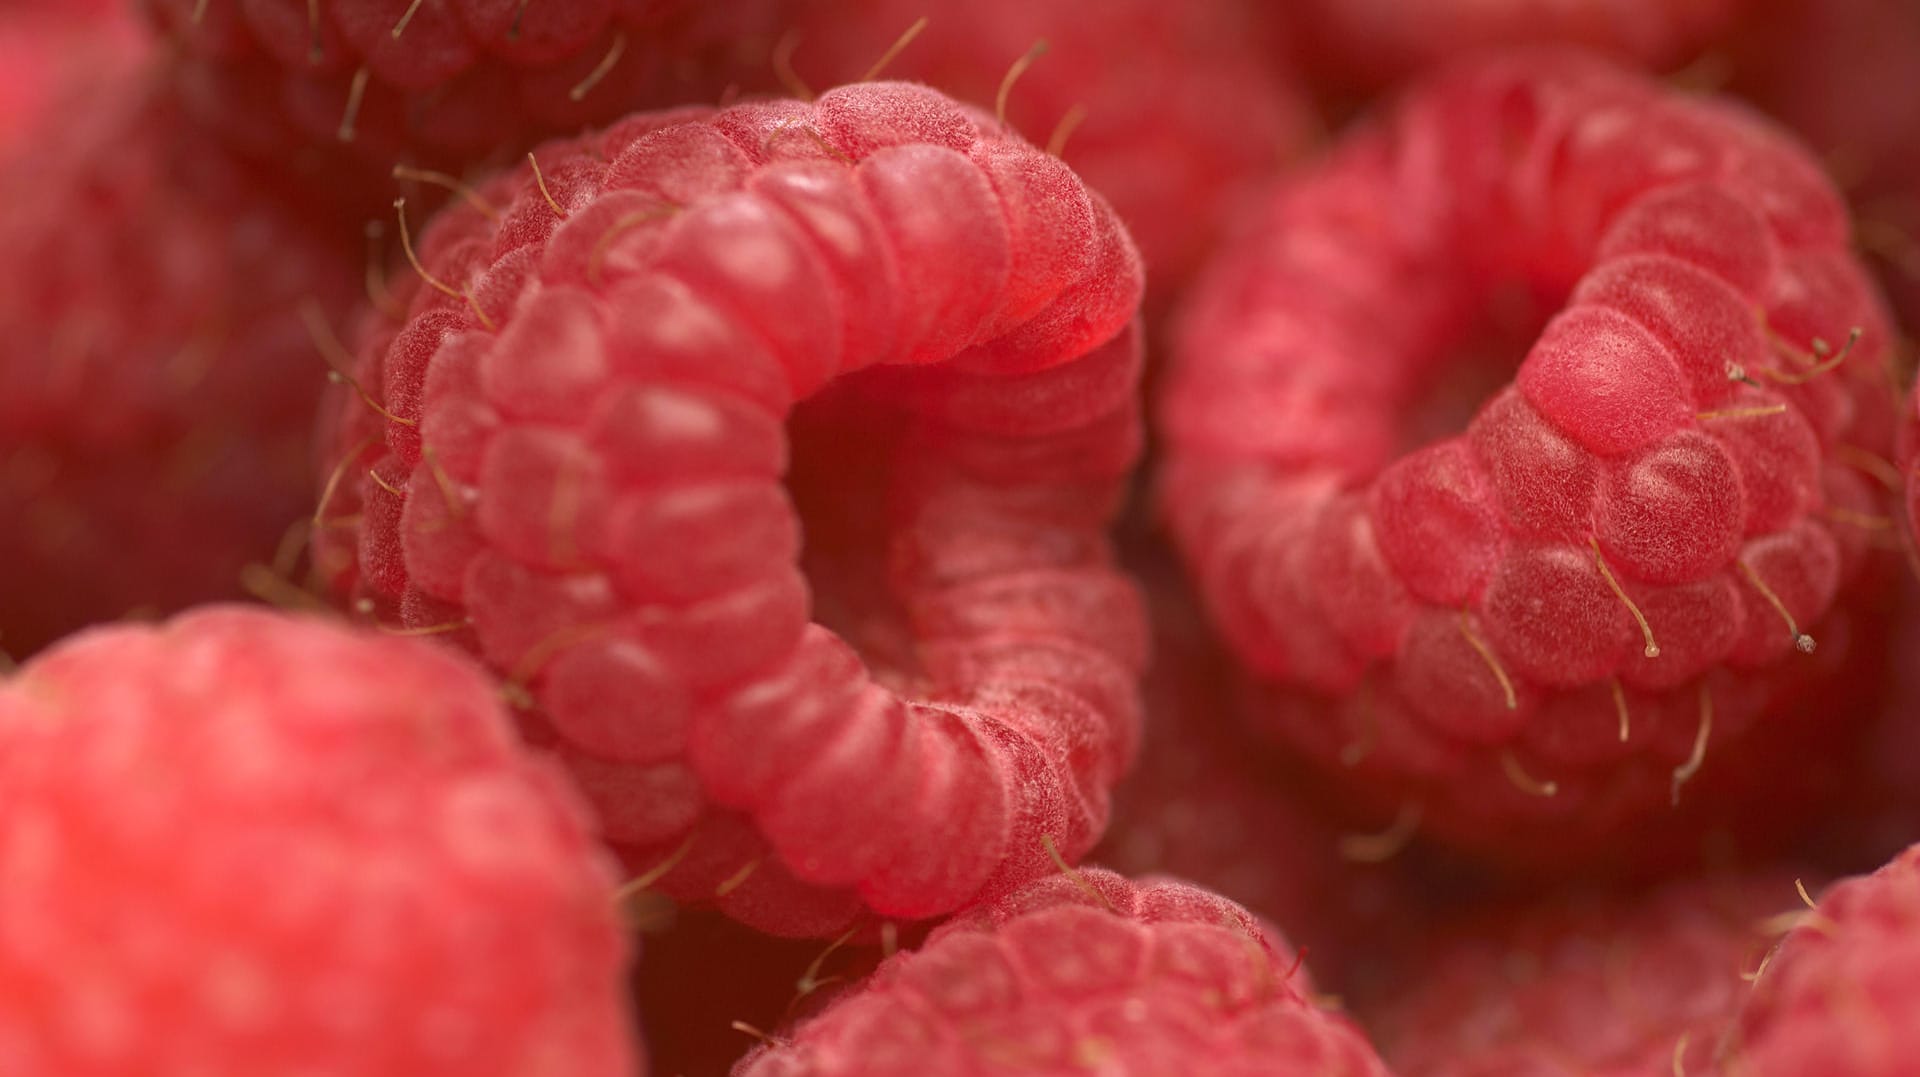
[0,74,357,659]
[0,607,639,1077]
[145,0,791,213]
[733,869,1390,1077]
[1728,844,1920,1075]
[1364,873,1803,1076]
[1160,51,1899,865]
[781,0,1311,294]
[313,81,1148,937]
[1294,0,1740,90]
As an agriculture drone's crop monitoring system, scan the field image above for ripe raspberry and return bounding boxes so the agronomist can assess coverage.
[779,0,1312,294]
[0,74,357,659]
[0,606,638,1076]
[733,868,1390,1077]
[1726,845,1920,1075]
[145,0,791,212]
[1294,0,1741,91]
[1362,872,1803,1076]
[313,82,1148,937]
[1159,51,1900,866]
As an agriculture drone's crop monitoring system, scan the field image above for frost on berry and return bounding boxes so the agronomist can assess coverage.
[733,869,1392,1077]
[0,607,639,1077]
[1727,845,1920,1075]
[1363,872,1806,1077]
[313,82,1148,936]
[1159,51,1899,866]
[0,73,357,659]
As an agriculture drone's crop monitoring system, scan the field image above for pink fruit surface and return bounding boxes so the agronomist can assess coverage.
[1362,871,1805,1076]
[0,74,357,659]
[313,81,1148,937]
[0,3,145,152]
[0,606,638,1076]
[1727,844,1920,1075]
[780,0,1312,296]
[732,868,1390,1077]
[144,0,792,213]
[1158,50,1900,866]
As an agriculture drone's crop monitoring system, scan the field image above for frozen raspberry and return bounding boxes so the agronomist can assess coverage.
[1726,844,1920,1075]
[0,73,357,659]
[1294,0,1741,91]
[1159,51,1899,866]
[733,868,1390,1077]
[0,606,638,1076]
[313,82,1148,937]
[146,0,792,213]
[780,0,1312,295]
[1363,872,1804,1076]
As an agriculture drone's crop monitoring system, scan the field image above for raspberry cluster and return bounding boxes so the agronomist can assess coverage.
[313,81,1148,936]
[1160,51,1897,863]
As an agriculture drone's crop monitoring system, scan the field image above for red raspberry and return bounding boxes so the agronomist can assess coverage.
[1294,0,1741,91]
[733,869,1390,1077]
[780,0,1312,295]
[0,606,638,1076]
[1727,845,1920,1075]
[313,82,1148,937]
[1159,51,1899,866]
[1362,872,1802,1076]
[0,74,357,659]
[145,0,790,211]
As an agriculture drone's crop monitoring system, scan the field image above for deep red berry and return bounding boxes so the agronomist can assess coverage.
[0,607,639,1077]
[314,82,1148,936]
[0,73,357,659]
[1728,844,1920,1075]
[1159,51,1898,865]
[733,869,1391,1077]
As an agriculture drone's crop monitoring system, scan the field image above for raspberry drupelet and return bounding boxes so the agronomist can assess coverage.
[1159,51,1901,867]
[313,81,1149,937]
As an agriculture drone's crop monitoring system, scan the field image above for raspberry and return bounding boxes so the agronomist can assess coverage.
[313,82,1148,936]
[1362,872,1802,1076]
[1295,0,1741,91]
[733,868,1390,1077]
[1159,52,1899,866]
[0,606,638,1076]
[779,0,1312,294]
[146,0,791,213]
[0,74,357,659]
[1726,845,1920,1075]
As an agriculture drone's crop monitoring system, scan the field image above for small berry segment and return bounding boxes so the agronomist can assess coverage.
[733,868,1391,1077]
[1364,873,1804,1076]
[0,607,639,1077]
[1728,844,1920,1075]
[315,82,1148,936]
[0,74,356,659]
[1160,52,1898,864]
